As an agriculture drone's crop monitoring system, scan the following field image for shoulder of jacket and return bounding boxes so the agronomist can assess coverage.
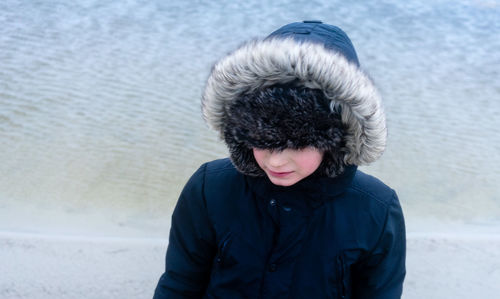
[183,158,241,193]
[200,158,245,184]
[198,158,247,198]
[196,159,248,225]
[203,158,239,174]
[347,170,397,208]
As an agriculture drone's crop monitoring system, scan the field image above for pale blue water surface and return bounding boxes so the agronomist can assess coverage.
[1,0,499,237]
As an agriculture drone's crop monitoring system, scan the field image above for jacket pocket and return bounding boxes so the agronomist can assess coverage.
[336,254,347,299]
[215,232,234,268]
[327,253,348,299]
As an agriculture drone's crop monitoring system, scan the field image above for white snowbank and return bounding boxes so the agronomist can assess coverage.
[1,231,499,299]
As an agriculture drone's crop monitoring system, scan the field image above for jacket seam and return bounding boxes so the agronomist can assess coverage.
[200,163,208,209]
[204,164,238,175]
[362,200,391,264]
[365,192,400,261]
[200,163,217,242]
[347,185,395,208]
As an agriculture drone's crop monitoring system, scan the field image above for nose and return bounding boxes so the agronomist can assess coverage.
[267,150,288,168]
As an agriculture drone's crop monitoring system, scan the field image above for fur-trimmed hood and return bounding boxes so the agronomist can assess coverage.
[201,21,387,177]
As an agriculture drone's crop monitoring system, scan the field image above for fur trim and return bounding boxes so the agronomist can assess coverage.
[202,38,386,172]
[223,87,347,177]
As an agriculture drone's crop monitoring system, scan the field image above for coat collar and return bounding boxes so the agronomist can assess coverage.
[246,165,357,208]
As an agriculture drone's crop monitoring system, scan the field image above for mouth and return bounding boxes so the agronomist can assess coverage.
[267,170,294,178]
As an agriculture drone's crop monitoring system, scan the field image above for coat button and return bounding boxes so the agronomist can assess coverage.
[269,199,277,207]
[269,263,277,272]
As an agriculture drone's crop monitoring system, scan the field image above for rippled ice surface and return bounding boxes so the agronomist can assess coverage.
[1,0,499,236]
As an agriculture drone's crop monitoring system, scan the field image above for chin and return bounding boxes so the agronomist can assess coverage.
[268,177,299,187]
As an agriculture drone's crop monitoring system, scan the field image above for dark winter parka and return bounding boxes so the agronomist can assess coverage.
[154,21,406,299]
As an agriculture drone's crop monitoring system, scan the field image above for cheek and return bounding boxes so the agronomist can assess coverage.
[296,151,323,174]
[252,148,267,167]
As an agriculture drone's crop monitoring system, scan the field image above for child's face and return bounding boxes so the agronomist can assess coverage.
[253,147,323,186]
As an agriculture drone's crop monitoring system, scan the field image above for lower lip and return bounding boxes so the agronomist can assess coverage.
[268,170,293,178]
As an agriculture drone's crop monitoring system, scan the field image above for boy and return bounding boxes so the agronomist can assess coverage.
[154,21,406,298]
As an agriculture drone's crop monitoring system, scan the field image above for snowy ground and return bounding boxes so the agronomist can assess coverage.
[1,231,499,299]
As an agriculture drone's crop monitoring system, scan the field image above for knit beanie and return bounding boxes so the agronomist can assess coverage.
[202,21,387,178]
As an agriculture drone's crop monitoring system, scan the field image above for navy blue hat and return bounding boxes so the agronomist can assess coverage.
[266,21,360,66]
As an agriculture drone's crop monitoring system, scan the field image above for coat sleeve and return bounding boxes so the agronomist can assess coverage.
[153,164,216,299]
[352,192,406,299]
